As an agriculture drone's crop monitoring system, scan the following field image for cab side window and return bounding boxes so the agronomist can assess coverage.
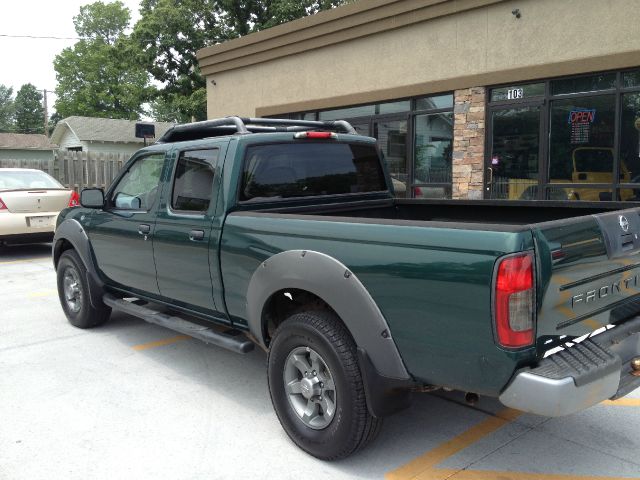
[172,149,219,212]
[111,153,165,210]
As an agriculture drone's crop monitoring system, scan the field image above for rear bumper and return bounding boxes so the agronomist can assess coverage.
[499,316,640,417]
[0,212,58,238]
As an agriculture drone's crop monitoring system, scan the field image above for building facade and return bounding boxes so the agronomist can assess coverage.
[197,0,640,202]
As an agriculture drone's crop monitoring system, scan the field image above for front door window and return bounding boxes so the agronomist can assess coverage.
[488,107,541,200]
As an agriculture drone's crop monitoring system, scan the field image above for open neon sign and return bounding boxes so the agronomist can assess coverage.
[568,109,596,124]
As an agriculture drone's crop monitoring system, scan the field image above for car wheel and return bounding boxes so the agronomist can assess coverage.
[57,250,111,328]
[268,310,381,460]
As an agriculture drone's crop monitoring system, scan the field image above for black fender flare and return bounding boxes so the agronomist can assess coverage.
[246,249,410,381]
[53,218,105,308]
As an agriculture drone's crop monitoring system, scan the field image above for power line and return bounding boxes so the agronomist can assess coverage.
[0,33,227,43]
[0,34,82,40]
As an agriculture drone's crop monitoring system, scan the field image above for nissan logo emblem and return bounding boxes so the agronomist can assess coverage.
[619,215,630,232]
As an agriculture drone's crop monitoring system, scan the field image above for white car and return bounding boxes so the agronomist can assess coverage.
[0,168,79,246]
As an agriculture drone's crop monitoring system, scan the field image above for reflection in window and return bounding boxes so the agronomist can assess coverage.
[378,100,411,115]
[621,92,640,190]
[623,70,640,89]
[318,105,376,121]
[413,185,452,199]
[414,113,452,183]
[549,95,616,184]
[555,187,614,202]
[415,94,453,111]
[374,120,408,190]
[551,73,616,95]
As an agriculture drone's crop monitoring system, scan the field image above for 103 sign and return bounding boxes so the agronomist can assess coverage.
[507,88,524,100]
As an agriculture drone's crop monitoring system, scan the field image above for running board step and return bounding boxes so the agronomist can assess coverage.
[103,294,254,354]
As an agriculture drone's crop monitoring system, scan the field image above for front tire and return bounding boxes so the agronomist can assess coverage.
[57,250,110,328]
[268,310,381,460]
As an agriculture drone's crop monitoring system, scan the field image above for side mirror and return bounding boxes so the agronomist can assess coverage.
[80,188,105,208]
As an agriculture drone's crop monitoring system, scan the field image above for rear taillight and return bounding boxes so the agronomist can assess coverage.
[68,190,80,207]
[0,197,7,212]
[494,253,535,348]
[294,131,337,139]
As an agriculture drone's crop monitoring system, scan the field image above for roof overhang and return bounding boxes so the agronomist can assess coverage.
[196,0,506,76]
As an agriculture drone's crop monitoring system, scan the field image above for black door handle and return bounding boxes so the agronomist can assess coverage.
[189,229,205,241]
[138,224,151,235]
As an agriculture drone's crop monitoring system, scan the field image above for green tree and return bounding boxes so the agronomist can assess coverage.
[54,1,153,120]
[0,85,15,132]
[14,84,44,134]
[134,0,348,122]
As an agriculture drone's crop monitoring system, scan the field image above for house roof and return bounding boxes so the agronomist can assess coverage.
[0,133,57,150]
[50,116,175,145]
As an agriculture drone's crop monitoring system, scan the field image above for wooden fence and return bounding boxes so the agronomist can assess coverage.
[0,151,129,191]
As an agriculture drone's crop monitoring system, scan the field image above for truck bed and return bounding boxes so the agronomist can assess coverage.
[254,198,627,228]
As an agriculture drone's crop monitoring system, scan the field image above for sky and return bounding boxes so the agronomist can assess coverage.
[0,0,142,108]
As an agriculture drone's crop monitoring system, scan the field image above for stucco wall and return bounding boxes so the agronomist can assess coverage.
[202,0,640,117]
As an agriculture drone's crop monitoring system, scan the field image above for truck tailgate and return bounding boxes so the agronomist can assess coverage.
[534,208,640,339]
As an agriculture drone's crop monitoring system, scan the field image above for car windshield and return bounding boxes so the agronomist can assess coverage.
[0,170,64,190]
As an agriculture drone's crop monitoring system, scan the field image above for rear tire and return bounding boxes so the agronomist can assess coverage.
[268,310,381,460]
[57,250,110,328]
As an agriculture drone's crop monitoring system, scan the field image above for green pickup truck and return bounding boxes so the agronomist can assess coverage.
[53,117,640,460]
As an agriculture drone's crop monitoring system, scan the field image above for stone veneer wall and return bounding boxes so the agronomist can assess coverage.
[452,87,486,200]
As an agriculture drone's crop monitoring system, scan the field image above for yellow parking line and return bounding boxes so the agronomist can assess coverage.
[0,257,50,265]
[602,398,640,407]
[28,289,58,298]
[445,470,630,480]
[385,408,522,480]
[132,335,190,351]
[386,404,634,480]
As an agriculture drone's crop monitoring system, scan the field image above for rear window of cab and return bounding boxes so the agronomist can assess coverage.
[239,142,387,202]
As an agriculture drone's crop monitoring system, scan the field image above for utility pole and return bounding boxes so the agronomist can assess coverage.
[43,89,49,137]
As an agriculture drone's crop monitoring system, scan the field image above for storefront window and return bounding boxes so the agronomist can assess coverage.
[621,92,640,189]
[378,100,411,115]
[551,73,616,95]
[415,94,453,111]
[623,70,640,89]
[374,119,408,194]
[414,113,452,184]
[548,95,616,190]
[488,68,640,203]
[318,105,375,120]
[282,93,454,198]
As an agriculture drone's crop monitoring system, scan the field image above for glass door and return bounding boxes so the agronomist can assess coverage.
[486,106,542,200]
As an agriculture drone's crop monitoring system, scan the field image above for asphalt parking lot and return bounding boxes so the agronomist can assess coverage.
[1,244,640,480]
